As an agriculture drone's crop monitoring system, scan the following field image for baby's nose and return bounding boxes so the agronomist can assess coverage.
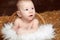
[29,10,33,13]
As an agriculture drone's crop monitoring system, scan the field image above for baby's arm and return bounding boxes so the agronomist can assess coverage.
[12,18,26,35]
[32,19,39,30]
[27,19,39,33]
[12,19,19,32]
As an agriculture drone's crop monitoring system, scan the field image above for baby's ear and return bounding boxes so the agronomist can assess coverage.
[17,11,22,17]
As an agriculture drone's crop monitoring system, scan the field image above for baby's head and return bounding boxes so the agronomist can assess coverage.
[17,0,36,21]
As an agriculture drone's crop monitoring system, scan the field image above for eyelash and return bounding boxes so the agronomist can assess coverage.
[25,8,34,11]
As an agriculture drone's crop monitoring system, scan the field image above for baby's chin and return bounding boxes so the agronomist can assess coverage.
[27,17,34,22]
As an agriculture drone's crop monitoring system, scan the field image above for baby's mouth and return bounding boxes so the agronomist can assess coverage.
[29,15,33,17]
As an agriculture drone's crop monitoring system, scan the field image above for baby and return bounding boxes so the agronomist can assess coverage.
[2,0,55,40]
[13,0,39,35]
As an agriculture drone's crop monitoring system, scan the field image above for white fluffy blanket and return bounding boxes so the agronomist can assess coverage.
[1,23,55,40]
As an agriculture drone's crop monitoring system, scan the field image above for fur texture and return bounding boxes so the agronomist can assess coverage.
[1,23,55,40]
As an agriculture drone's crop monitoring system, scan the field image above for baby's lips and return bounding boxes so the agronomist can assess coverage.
[29,15,33,17]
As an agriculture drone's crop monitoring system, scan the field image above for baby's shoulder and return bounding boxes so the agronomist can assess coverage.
[14,17,21,23]
[34,19,39,23]
[34,19,38,21]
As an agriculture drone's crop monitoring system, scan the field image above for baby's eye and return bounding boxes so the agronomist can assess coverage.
[25,9,28,11]
[32,8,34,10]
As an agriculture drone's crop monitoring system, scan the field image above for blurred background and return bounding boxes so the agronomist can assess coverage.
[0,0,60,16]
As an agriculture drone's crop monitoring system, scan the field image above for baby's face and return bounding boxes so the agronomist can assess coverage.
[17,1,35,21]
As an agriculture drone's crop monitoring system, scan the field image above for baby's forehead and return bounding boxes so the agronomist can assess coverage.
[17,1,34,8]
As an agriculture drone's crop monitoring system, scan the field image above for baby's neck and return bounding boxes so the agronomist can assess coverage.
[23,20,33,24]
[21,18,34,23]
